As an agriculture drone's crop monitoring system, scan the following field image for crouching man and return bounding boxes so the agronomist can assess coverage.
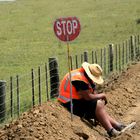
[58,62,126,137]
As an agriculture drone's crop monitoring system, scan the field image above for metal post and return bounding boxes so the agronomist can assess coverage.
[38,66,41,105]
[83,51,88,62]
[130,35,135,61]
[31,69,35,106]
[16,75,20,117]
[0,80,6,122]
[109,44,114,72]
[10,77,13,118]
[45,63,49,101]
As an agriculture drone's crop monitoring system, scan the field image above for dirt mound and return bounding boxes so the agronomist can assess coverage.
[0,102,99,140]
[0,62,140,140]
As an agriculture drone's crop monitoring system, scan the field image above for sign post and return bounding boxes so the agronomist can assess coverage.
[54,17,81,120]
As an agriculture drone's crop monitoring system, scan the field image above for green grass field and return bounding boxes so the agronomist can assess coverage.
[0,0,140,79]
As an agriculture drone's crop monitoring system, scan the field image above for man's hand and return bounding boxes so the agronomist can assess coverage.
[99,93,108,105]
[79,90,108,104]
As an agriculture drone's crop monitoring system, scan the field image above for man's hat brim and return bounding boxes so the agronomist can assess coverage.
[82,62,104,85]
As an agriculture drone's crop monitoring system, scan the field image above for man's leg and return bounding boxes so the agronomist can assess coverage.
[95,100,123,137]
[98,104,126,131]
[106,114,123,129]
[95,100,113,131]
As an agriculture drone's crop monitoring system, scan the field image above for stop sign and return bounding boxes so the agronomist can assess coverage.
[54,17,81,42]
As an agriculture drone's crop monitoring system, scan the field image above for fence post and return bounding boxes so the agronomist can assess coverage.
[118,44,121,71]
[16,75,20,117]
[115,45,118,71]
[95,51,98,63]
[83,51,88,62]
[108,44,114,72]
[130,35,135,61]
[100,48,103,68]
[126,40,128,64]
[138,35,140,57]
[135,35,139,59]
[75,55,78,69]
[45,63,49,101]
[81,54,83,64]
[10,77,13,118]
[92,51,94,63]
[49,57,59,98]
[38,66,42,105]
[122,42,125,68]
[0,80,6,122]
[103,47,106,76]
[31,69,35,107]
[128,40,131,61]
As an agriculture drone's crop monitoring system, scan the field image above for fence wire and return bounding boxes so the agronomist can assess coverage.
[0,35,140,126]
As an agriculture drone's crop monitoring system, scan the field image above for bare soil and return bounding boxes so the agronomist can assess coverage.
[0,62,140,140]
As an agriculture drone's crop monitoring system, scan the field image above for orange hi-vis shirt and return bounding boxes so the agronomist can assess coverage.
[58,67,94,103]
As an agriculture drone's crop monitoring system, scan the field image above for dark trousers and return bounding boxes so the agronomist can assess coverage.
[62,99,97,119]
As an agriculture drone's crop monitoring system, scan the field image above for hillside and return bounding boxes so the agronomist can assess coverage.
[0,62,140,140]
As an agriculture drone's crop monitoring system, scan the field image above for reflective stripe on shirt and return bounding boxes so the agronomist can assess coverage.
[58,94,70,102]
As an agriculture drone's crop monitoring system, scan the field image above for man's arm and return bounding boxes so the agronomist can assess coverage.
[72,80,107,102]
[78,90,107,101]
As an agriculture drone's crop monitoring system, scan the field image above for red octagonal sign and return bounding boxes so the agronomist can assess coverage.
[54,17,81,42]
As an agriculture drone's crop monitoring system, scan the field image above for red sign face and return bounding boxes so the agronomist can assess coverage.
[54,17,81,42]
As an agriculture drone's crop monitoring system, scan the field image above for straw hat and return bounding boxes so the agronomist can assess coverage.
[82,62,104,85]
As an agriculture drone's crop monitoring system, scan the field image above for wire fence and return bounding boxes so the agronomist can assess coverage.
[0,34,140,126]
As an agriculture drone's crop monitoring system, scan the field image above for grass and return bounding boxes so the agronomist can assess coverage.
[0,0,140,123]
[0,0,140,79]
